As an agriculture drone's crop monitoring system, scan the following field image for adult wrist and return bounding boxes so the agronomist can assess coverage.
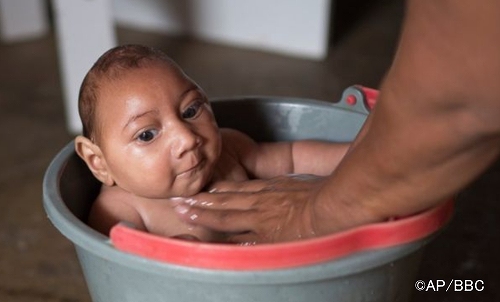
[310,180,386,236]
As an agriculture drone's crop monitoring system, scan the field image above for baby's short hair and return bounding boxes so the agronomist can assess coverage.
[78,44,177,140]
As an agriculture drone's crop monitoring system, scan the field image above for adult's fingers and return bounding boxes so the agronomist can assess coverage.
[207,179,277,193]
[172,188,320,243]
[169,176,329,243]
[173,203,281,244]
[174,204,258,235]
[170,191,257,211]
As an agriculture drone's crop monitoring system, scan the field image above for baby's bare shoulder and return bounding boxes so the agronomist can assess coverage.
[220,128,257,149]
[220,128,248,140]
[95,186,143,215]
[88,186,145,235]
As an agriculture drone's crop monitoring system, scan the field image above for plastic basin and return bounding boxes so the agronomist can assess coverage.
[43,86,453,302]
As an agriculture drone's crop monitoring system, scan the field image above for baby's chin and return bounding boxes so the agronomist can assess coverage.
[164,182,208,198]
[151,172,214,199]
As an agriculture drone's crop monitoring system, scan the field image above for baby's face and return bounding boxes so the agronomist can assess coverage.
[96,63,221,198]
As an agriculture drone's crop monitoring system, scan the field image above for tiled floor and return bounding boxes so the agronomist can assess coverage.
[1,1,499,301]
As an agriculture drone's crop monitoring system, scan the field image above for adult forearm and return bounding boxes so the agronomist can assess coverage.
[313,0,500,233]
[317,91,500,228]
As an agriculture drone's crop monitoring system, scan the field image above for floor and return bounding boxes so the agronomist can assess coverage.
[1,1,499,301]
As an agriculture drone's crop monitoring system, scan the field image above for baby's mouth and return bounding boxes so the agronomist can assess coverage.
[177,159,205,178]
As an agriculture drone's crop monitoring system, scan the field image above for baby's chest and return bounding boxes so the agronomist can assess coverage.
[212,151,250,183]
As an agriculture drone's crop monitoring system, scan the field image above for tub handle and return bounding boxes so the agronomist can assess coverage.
[336,85,378,114]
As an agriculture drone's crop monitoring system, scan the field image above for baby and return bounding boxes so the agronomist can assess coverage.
[75,44,349,242]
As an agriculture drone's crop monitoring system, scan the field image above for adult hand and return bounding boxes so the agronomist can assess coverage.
[170,175,368,244]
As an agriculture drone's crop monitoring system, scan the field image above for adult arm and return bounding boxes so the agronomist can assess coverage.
[172,0,500,243]
[319,0,500,229]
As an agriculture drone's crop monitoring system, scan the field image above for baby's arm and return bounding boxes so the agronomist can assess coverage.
[220,128,350,178]
[88,185,221,242]
[289,140,350,175]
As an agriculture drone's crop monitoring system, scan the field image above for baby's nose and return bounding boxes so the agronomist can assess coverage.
[171,123,201,158]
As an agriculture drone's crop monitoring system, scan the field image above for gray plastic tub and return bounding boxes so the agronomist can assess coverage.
[43,86,453,302]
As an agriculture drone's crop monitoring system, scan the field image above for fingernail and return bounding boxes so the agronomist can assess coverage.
[200,201,213,206]
[174,204,190,214]
[185,198,197,206]
[170,197,186,204]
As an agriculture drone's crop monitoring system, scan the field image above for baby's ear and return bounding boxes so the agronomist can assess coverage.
[74,136,115,186]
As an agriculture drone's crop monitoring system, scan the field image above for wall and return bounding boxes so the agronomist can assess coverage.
[113,0,332,60]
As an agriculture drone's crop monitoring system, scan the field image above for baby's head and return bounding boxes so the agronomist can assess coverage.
[75,44,222,198]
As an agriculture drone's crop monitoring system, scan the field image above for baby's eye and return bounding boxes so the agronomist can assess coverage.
[181,100,204,119]
[137,129,158,142]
